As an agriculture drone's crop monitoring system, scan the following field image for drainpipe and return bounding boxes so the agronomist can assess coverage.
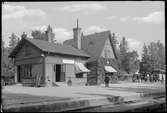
[41,53,45,86]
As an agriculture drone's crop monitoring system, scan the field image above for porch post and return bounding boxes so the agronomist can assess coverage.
[15,66,18,83]
[41,53,46,86]
[13,58,18,84]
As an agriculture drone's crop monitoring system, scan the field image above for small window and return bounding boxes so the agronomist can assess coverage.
[76,73,83,78]
[88,41,94,46]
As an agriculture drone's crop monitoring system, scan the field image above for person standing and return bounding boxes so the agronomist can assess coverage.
[147,74,149,82]
[104,74,110,87]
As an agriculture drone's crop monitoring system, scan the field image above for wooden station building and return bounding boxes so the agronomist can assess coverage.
[9,21,118,86]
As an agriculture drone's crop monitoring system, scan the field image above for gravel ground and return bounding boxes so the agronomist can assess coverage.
[2,82,165,108]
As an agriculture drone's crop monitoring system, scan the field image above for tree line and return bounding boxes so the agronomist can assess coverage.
[140,41,165,75]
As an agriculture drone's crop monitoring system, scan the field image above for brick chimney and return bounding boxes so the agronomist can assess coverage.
[73,19,82,49]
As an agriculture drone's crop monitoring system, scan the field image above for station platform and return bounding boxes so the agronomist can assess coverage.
[2,82,165,112]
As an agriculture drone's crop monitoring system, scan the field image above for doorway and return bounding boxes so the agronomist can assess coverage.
[55,64,65,82]
[17,65,21,83]
[56,64,61,82]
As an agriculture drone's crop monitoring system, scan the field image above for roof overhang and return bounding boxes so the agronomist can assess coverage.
[8,38,43,58]
[105,65,117,73]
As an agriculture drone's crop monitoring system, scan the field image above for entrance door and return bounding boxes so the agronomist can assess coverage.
[55,64,65,82]
[56,64,61,82]
[17,66,21,83]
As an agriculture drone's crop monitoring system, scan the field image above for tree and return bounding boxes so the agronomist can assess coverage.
[111,33,119,52]
[156,40,165,68]
[118,37,129,72]
[140,43,150,74]
[4,33,20,81]
[128,51,140,73]
[148,41,165,69]
[31,30,46,40]
[140,41,165,74]
[118,37,140,74]
[31,25,56,42]
[8,33,19,53]
[2,38,12,79]
[119,37,129,55]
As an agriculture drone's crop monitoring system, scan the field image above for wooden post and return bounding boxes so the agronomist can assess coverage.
[14,66,18,84]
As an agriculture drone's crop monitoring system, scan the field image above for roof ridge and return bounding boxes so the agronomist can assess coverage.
[84,30,110,38]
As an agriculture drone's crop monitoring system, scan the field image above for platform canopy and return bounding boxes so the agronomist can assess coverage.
[75,62,90,74]
[105,66,117,73]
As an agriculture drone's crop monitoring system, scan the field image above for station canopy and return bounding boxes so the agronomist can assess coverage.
[105,66,117,73]
[75,62,90,74]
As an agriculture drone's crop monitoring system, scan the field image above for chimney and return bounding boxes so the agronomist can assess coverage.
[73,19,82,49]
[46,25,53,42]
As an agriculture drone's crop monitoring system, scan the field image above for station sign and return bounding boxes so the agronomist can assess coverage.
[63,59,74,64]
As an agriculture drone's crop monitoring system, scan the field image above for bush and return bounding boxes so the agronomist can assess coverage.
[2,76,15,86]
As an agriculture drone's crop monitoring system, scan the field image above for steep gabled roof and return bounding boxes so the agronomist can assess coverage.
[9,38,90,58]
[64,30,117,61]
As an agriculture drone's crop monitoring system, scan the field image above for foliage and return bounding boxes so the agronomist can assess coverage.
[8,33,19,53]
[31,26,56,42]
[31,30,47,41]
[119,37,129,55]
[2,33,19,83]
[140,41,165,74]
[118,37,140,74]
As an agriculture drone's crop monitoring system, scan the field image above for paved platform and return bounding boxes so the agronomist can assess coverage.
[2,82,165,112]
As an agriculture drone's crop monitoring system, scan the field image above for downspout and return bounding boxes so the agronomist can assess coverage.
[96,60,98,85]
[41,53,45,86]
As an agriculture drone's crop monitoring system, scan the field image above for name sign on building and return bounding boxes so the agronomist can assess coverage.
[62,59,74,64]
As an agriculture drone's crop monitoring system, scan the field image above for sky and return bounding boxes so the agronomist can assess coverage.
[2,1,165,59]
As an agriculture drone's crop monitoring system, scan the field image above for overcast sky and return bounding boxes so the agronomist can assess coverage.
[2,1,165,59]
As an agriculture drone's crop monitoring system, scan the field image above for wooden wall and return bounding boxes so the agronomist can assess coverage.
[14,41,45,86]
[15,43,41,60]
[45,55,88,86]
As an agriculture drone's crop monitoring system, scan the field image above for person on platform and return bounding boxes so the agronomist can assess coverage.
[104,74,110,87]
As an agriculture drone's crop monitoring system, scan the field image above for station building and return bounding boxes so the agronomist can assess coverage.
[9,21,118,86]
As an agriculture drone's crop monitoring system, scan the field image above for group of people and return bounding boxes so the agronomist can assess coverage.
[132,73,165,83]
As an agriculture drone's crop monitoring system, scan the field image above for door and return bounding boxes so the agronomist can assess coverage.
[55,64,65,82]
[56,64,61,82]
[17,65,21,83]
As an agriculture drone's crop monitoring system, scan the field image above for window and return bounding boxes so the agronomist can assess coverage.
[25,45,31,56]
[76,73,83,78]
[88,41,94,46]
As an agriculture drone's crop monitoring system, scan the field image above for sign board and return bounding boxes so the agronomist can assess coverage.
[63,59,74,64]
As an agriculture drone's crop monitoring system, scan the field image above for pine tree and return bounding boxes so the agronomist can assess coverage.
[140,41,165,74]
[8,33,19,52]
[118,37,140,74]
[7,33,19,82]
[119,37,129,72]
